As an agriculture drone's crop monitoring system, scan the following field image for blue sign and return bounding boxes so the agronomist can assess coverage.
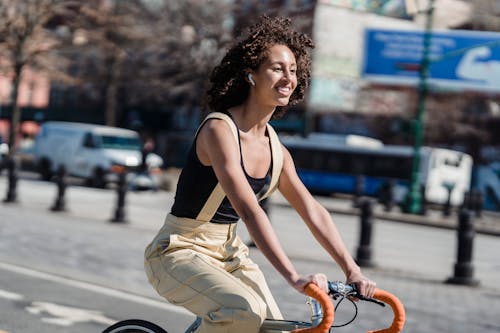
[362,28,500,92]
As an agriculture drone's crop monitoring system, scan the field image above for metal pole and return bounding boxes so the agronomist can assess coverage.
[356,198,375,267]
[3,156,18,203]
[442,184,454,217]
[50,165,67,212]
[378,179,396,212]
[471,189,483,218]
[404,0,435,214]
[445,208,479,286]
[111,170,128,223]
[352,175,365,208]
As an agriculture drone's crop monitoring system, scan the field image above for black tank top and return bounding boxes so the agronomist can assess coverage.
[171,115,271,224]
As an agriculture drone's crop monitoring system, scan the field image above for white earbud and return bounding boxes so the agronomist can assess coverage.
[248,73,255,86]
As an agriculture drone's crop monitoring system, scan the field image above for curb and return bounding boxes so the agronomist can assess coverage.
[271,200,500,237]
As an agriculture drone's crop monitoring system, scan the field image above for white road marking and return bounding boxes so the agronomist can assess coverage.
[0,261,189,315]
[26,301,115,326]
[0,289,24,301]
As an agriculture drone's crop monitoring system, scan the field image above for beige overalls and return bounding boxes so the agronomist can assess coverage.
[144,112,284,333]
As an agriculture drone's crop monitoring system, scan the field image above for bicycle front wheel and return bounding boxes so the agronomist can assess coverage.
[102,319,168,333]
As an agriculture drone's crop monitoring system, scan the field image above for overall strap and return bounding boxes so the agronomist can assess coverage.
[195,112,239,222]
[195,113,284,221]
[261,123,283,200]
[194,112,238,140]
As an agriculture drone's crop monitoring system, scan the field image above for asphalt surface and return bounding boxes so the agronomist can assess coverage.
[0,171,499,333]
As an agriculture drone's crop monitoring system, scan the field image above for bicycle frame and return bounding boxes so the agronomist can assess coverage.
[183,316,316,333]
[102,282,405,333]
[181,283,405,333]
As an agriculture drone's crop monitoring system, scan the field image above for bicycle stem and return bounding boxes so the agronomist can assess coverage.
[306,297,323,327]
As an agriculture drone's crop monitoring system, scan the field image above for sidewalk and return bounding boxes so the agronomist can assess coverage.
[273,193,500,237]
[1,175,500,333]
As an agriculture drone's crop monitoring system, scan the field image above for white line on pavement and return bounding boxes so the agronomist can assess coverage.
[0,289,24,301]
[0,261,189,315]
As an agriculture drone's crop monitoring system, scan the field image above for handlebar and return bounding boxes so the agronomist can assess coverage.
[292,283,334,333]
[367,289,405,333]
[291,282,406,333]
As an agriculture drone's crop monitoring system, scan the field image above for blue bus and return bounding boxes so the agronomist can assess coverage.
[475,163,500,211]
[281,133,473,207]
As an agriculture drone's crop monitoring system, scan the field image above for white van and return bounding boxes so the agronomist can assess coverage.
[33,121,163,188]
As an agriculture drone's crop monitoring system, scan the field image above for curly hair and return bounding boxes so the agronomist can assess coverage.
[205,15,314,118]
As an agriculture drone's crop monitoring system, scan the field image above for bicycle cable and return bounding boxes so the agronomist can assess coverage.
[330,295,358,328]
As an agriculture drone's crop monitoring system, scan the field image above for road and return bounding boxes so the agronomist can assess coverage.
[0,174,499,332]
[0,262,193,333]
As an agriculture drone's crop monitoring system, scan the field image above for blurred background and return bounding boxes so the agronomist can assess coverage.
[0,0,499,212]
[1,2,500,333]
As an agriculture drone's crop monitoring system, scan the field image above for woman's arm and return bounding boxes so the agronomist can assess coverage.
[278,145,376,297]
[197,119,326,292]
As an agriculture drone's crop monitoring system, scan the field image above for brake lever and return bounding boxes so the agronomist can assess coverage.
[355,293,386,307]
[328,282,386,307]
[341,283,386,307]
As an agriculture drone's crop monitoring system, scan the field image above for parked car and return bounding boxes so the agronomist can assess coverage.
[32,121,163,189]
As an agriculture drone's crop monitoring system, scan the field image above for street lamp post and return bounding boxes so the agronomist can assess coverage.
[404,0,435,214]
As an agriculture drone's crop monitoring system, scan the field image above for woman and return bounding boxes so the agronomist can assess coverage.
[144,15,375,333]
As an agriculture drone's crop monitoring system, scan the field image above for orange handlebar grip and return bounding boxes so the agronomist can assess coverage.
[292,283,334,333]
[366,288,406,333]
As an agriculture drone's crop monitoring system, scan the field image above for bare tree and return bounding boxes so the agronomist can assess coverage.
[0,0,76,155]
[67,0,157,126]
[63,0,232,128]
[122,0,234,121]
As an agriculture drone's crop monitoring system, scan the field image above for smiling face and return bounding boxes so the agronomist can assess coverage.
[251,44,298,108]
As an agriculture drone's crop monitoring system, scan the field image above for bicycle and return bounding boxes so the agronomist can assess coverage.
[102,280,405,333]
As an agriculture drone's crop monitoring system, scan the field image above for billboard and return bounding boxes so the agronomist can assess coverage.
[318,0,411,19]
[308,5,416,112]
[362,28,500,92]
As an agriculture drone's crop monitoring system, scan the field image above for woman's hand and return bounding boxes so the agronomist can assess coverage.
[346,272,376,298]
[290,273,328,294]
